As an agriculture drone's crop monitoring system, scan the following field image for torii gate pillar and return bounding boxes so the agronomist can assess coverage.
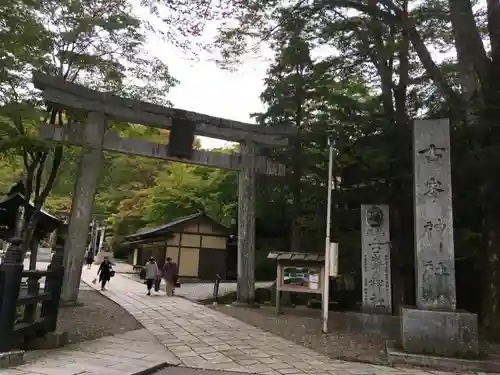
[61,112,106,303]
[236,140,256,304]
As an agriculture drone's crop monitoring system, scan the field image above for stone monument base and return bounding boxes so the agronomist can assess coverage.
[401,307,479,357]
[22,331,69,350]
[387,341,500,373]
[0,351,24,368]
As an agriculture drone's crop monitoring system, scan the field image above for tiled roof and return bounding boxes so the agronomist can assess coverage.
[125,212,228,241]
[125,213,203,240]
[267,252,325,262]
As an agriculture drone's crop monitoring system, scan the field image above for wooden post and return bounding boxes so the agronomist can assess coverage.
[28,233,40,270]
[236,140,256,304]
[133,248,138,266]
[276,263,282,314]
[48,229,57,248]
[0,238,24,352]
[61,112,106,303]
[42,242,65,331]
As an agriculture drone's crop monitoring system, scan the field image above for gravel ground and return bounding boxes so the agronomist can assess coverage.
[211,304,388,365]
[56,289,143,345]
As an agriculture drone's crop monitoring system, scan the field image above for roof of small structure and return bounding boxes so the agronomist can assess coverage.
[0,193,63,237]
[124,212,228,244]
[267,252,325,263]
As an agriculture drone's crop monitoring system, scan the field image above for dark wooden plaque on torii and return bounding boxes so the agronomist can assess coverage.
[168,118,196,159]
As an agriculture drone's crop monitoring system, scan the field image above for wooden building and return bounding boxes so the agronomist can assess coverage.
[124,213,231,280]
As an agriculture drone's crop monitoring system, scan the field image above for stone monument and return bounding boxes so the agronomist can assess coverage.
[361,204,392,314]
[401,118,478,356]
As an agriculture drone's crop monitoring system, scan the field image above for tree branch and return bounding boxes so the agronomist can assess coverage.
[321,0,464,112]
[449,0,490,88]
[34,151,48,200]
[487,0,500,65]
[37,145,63,207]
[368,0,394,119]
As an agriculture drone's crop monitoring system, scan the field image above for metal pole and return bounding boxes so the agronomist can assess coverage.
[92,220,99,257]
[322,136,334,334]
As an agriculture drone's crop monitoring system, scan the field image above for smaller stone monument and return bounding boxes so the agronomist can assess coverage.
[361,204,392,314]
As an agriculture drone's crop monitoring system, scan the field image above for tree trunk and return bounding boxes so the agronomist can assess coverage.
[290,136,302,253]
[449,0,489,85]
[390,205,405,312]
[23,145,63,269]
[370,23,394,117]
[290,69,304,253]
[479,63,500,335]
[480,180,500,336]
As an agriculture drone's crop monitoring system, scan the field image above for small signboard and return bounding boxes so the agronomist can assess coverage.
[309,273,319,290]
[281,266,322,293]
[267,252,326,315]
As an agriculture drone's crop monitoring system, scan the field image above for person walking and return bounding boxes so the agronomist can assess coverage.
[97,256,113,291]
[85,248,94,270]
[163,257,178,296]
[144,257,160,296]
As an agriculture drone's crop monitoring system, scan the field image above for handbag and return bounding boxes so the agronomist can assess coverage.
[139,268,146,279]
[154,278,161,292]
[109,265,115,278]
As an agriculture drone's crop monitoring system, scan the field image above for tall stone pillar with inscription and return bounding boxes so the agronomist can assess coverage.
[361,204,391,314]
[401,118,478,357]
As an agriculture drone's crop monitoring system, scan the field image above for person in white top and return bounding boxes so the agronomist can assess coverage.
[144,257,160,296]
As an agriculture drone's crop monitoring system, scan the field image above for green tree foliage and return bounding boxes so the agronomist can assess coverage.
[106,149,238,250]
[0,0,177,263]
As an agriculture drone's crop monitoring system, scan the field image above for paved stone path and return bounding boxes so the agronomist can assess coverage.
[121,272,272,302]
[2,329,174,375]
[29,259,269,302]
[155,368,256,375]
[81,269,458,375]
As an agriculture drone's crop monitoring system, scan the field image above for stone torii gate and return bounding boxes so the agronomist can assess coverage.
[32,73,294,304]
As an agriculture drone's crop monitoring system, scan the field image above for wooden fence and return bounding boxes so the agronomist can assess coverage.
[0,238,64,352]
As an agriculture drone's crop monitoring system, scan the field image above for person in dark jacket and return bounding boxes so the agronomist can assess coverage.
[85,249,94,270]
[163,257,178,296]
[97,257,113,291]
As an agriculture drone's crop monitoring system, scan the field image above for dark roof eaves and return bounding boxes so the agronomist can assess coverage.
[124,212,204,240]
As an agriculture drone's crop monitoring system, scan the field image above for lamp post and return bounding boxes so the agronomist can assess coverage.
[322,134,335,334]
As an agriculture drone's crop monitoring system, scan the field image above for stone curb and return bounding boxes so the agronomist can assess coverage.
[132,362,173,375]
[386,341,500,373]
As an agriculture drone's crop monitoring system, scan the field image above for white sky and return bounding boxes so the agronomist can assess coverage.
[134,4,271,150]
[133,3,461,151]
